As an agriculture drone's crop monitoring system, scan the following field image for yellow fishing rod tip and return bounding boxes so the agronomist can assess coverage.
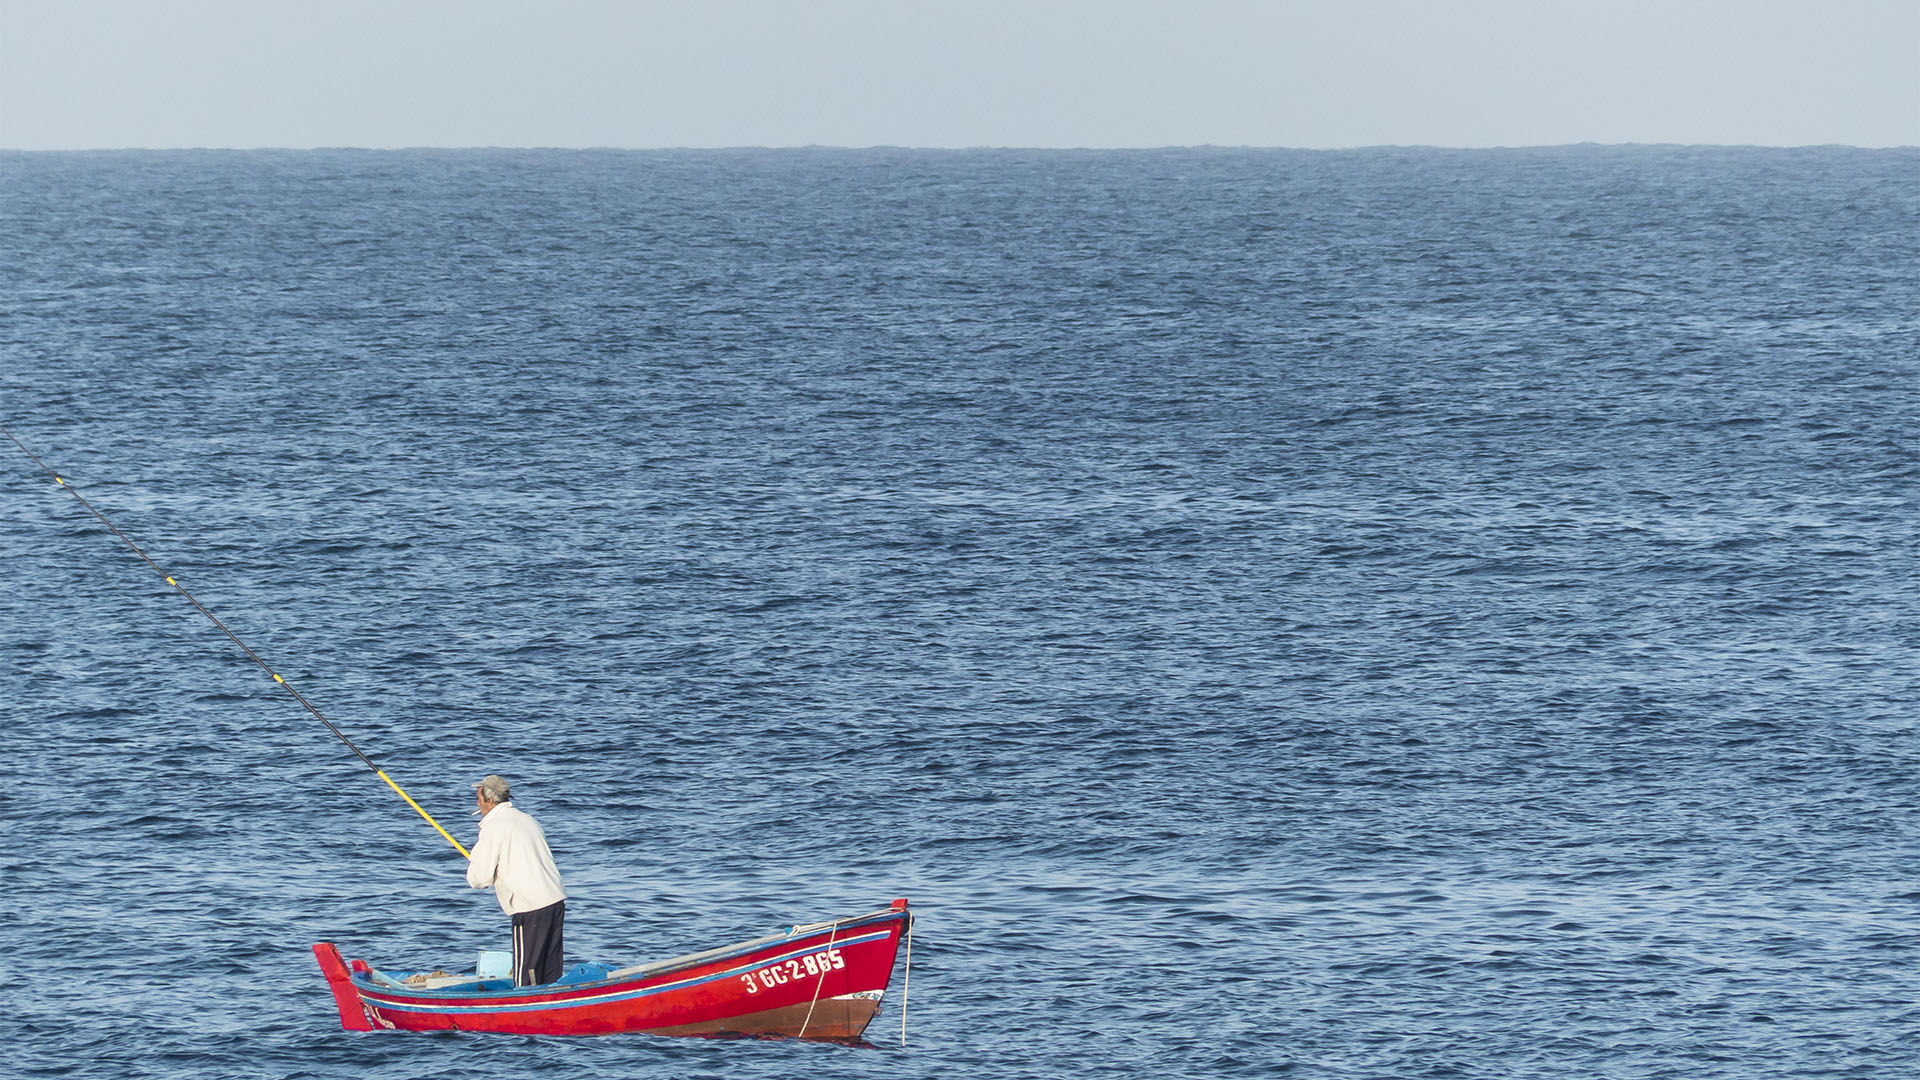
[55,476,65,485]
[272,673,284,683]
[166,577,176,586]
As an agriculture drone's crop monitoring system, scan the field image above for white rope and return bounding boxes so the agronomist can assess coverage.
[796,922,839,1038]
[900,913,913,1048]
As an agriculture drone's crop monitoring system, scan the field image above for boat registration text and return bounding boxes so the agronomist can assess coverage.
[740,949,846,993]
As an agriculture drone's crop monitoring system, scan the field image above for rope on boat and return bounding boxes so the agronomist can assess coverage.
[901,911,912,1048]
[2,427,471,859]
[795,921,839,1038]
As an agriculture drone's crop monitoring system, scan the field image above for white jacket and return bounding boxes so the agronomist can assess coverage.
[466,801,567,915]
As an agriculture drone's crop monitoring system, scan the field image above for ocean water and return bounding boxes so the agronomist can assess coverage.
[1,146,1916,1079]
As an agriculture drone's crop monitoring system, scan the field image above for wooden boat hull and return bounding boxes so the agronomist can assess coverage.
[315,899,911,1038]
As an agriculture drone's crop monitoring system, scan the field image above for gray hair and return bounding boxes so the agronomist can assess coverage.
[474,774,512,803]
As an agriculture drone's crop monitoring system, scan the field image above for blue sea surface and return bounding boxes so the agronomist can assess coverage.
[2,146,1917,1079]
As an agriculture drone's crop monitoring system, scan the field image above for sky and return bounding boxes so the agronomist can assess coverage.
[1,0,1915,150]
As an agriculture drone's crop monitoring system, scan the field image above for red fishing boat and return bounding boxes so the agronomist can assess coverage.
[315,898,913,1038]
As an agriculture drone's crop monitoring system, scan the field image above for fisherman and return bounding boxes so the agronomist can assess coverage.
[466,774,568,987]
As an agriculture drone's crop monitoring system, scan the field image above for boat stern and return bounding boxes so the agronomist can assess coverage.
[313,942,375,1031]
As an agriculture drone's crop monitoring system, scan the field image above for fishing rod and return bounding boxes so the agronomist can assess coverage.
[3,425,470,859]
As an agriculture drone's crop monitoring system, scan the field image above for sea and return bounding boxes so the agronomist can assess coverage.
[1,146,1916,1079]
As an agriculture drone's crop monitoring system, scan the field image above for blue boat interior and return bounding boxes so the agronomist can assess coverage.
[365,960,618,994]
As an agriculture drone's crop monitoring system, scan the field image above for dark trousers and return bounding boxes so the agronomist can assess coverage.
[511,899,565,987]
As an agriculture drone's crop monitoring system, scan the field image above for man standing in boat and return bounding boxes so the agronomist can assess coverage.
[467,774,568,987]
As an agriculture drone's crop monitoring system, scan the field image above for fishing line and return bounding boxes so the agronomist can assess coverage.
[3,426,470,859]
